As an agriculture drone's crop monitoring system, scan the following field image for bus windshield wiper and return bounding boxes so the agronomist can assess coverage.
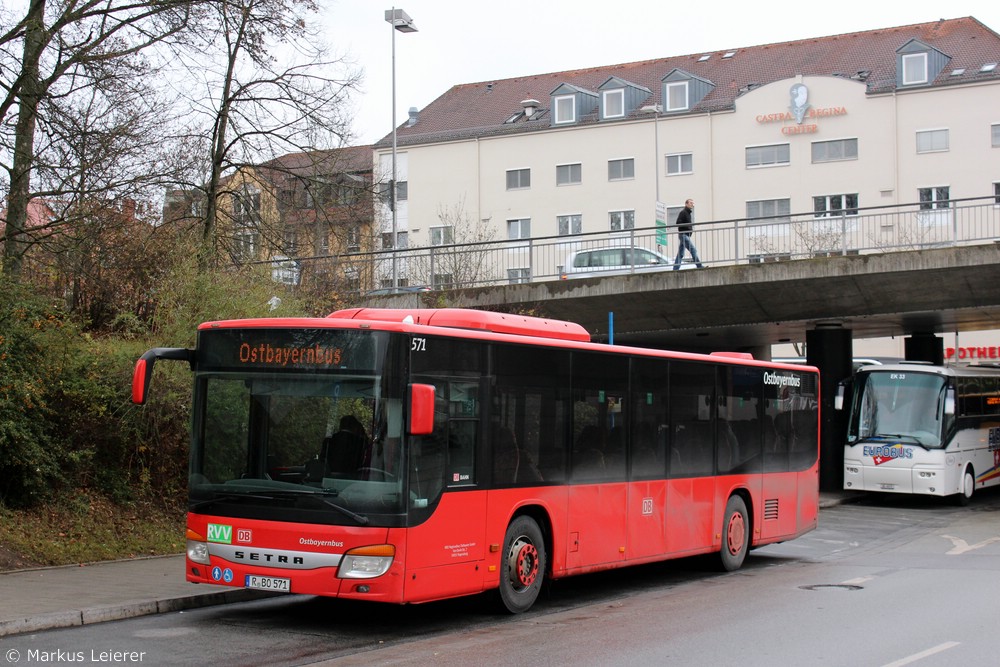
[268,489,370,526]
[190,490,276,512]
[863,433,928,447]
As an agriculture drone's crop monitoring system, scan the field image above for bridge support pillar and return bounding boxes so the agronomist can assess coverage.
[806,324,853,492]
[904,332,944,365]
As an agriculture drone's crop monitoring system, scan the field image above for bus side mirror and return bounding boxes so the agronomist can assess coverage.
[132,347,193,405]
[408,383,435,435]
[944,387,956,416]
[834,383,846,410]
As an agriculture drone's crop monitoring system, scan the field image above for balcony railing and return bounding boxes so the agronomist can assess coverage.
[287,196,1000,293]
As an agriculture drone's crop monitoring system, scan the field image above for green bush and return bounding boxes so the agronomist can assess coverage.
[0,263,313,510]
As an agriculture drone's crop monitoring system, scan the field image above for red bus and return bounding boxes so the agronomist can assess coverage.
[132,307,819,613]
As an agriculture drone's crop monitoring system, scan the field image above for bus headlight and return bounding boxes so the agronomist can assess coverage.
[186,528,210,565]
[918,471,936,478]
[845,466,859,474]
[338,545,395,579]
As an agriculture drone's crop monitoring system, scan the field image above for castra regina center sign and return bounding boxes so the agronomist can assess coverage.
[756,83,847,135]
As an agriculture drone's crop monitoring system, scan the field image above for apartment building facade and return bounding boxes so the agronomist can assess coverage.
[373,17,1000,288]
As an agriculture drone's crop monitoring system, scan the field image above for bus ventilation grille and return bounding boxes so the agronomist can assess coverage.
[764,498,780,521]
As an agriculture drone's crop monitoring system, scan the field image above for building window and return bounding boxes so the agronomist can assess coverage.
[557,214,582,236]
[271,256,300,286]
[507,267,531,284]
[993,124,1000,148]
[430,226,454,246]
[609,210,635,231]
[994,182,1000,204]
[433,273,454,289]
[918,186,950,210]
[603,89,624,119]
[506,168,530,190]
[916,129,949,153]
[379,180,408,207]
[665,81,689,111]
[507,218,531,240]
[666,153,693,175]
[747,198,791,224]
[814,194,859,217]
[557,163,582,186]
[554,95,575,124]
[381,231,408,250]
[346,225,360,252]
[746,144,790,168]
[608,158,634,181]
[319,231,330,254]
[812,138,858,163]
[902,52,928,85]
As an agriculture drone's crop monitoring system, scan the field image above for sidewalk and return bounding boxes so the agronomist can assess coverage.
[0,491,858,638]
[0,554,275,637]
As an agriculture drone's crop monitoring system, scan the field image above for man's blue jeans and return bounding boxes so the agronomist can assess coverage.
[674,233,703,270]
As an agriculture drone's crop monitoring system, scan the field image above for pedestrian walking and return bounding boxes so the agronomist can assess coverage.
[673,198,704,270]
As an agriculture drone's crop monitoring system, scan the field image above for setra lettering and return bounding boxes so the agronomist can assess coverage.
[233,550,305,565]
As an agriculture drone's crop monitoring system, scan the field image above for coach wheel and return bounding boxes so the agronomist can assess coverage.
[718,495,749,572]
[497,515,546,614]
[956,466,975,506]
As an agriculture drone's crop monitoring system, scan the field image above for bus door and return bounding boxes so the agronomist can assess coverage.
[405,350,489,601]
[566,352,629,569]
[762,373,816,539]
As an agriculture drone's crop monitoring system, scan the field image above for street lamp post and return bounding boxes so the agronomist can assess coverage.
[384,7,417,288]
[640,104,667,248]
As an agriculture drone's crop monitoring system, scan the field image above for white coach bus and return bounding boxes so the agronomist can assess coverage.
[840,362,1000,504]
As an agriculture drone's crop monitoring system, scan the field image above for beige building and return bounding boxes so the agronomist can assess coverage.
[373,17,1000,291]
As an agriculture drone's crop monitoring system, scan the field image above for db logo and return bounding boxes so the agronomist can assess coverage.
[237,529,253,543]
[642,498,654,515]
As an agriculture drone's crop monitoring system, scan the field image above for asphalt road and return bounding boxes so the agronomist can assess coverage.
[5,490,999,667]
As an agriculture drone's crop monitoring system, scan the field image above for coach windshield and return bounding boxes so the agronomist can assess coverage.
[847,370,948,448]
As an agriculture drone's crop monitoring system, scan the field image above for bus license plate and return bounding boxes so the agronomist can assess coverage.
[245,575,290,592]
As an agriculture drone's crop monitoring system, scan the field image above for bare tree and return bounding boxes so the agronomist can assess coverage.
[162,0,362,272]
[0,0,193,279]
[403,197,501,290]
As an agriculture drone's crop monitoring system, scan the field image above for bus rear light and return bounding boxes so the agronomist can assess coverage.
[338,545,395,579]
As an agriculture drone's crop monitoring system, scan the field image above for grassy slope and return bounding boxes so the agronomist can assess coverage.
[0,492,184,571]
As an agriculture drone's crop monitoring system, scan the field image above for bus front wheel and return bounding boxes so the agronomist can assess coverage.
[497,515,546,614]
[718,495,749,572]
[956,466,975,506]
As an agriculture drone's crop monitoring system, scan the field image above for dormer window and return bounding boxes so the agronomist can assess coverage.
[902,52,928,85]
[603,89,625,118]
[665,81,689,111]
[554,95,576,124]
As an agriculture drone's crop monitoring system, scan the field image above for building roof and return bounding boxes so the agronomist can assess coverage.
[260,145,374,181]
[379,17,1000,147]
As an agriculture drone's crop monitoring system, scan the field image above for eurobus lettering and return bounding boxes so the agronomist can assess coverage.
[133,308,820,613]
[840,362,1000,503]
[861,445,913,460]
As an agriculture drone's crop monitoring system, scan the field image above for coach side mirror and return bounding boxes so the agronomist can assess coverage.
[834,383,846,410]
[944,387,956,416]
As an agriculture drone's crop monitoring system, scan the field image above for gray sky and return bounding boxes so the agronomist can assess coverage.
[324,1,1000,146]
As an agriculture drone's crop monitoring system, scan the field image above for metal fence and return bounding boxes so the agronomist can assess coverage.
[293,196,1000,293]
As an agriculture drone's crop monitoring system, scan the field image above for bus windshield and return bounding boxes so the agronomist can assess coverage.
[189,330,407,525]
[848,370,948,448]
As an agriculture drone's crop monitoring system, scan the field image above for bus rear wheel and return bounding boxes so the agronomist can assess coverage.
[956,466,975,506]
[718,495,749,572]
[497,515,546,614]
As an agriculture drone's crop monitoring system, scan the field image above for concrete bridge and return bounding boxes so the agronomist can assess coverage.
[374,242,1000,490]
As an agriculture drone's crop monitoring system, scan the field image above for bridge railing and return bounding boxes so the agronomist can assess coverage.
[294,196,1000,292]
